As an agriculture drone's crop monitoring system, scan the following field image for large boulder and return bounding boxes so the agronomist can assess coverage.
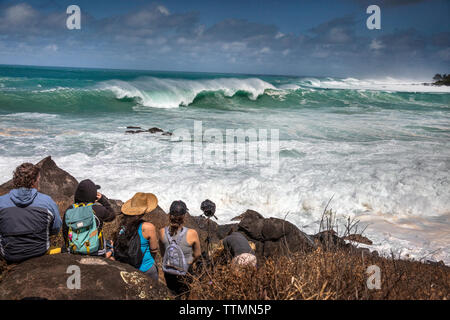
[0,254,171,300]
[234,210,316,258]
[0,156,78,211]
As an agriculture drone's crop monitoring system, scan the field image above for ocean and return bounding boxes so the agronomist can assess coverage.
[0,64,449,263]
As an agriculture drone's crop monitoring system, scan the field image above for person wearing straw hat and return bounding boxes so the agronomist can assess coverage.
[114,192,159,281]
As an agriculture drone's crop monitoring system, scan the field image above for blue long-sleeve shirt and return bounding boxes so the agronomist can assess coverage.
[0,188,61,262]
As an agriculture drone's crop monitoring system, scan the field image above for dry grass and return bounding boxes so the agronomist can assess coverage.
[1,198,449,300]
[188,247,450,300]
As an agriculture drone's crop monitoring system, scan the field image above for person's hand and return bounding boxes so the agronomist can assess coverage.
[96,192,102,201]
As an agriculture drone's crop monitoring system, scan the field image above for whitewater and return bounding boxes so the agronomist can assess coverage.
[0,65,449,264]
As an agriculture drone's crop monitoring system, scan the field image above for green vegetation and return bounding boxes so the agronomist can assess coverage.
[432,73,450,86]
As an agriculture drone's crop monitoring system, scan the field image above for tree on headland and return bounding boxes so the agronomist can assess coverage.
[432,73,450,86]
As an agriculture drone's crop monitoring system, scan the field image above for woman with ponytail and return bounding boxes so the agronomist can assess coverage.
[159,200,201,297]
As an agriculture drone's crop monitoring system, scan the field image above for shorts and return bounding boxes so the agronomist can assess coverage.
[143,264,159,282]
[231,253,257,268]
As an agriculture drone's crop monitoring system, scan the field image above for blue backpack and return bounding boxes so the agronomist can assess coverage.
[65,203,103,255]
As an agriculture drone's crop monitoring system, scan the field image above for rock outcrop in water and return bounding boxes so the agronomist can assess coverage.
[125,126,172,136]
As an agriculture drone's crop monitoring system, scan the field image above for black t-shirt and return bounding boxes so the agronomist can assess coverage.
[223,232,254,257]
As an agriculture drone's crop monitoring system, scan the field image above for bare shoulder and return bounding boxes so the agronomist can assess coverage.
[142,222,155,232]
[187,228,199,240]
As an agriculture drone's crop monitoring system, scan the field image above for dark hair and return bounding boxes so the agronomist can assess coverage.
[113,214,144,248]
[168,213,185,237]
[13,163,40,189]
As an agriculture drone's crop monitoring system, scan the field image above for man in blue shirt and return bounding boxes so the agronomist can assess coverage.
[0,162,61,263]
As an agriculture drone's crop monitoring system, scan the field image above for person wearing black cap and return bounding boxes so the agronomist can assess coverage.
[62,179,116,256]
[159,200,201,297]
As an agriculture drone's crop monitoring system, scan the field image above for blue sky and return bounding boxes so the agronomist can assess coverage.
[0,0,448,78]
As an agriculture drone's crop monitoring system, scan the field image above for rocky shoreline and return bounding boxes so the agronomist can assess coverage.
[0,156,381,259]
[0,156,448,300]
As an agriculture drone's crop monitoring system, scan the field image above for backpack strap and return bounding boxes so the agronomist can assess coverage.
[165,227,174,244]
[165,226,186,244]
[176,227,187,244]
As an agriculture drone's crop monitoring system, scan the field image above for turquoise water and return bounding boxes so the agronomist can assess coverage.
[0,64,449,263]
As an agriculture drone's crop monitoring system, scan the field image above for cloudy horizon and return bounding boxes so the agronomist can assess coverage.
[0,0,449,79]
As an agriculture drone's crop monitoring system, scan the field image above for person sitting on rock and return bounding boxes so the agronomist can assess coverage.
[62,179,115,257]
[113,192,160,281]
[159,200,201,298]
[0,163,62,263]
[222,229,257,269]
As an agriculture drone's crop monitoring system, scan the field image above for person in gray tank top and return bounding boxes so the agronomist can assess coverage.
[159,200,201,298]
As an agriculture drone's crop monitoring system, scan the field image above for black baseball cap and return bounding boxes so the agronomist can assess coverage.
[169,200,189,216]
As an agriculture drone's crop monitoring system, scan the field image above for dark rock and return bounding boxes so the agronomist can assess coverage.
[109,199,124,215]
[0,254,171,300]
[313,230,348,250]
[0,156,78,208]
[236,210,316,258]
[148,127,164,133]
[238,215,265,241]
[125,127,172,136]
[217,223,239,239]
[125,130,146,134]
[231,209,264,221]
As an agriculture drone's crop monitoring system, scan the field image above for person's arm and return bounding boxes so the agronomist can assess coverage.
[189,229,201,263]
[143,222,159,260]
[48,198,62,235]
[93,194,116,223]
[158,228,166,258]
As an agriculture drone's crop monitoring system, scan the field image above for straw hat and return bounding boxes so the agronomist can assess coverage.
[122,192,158,216]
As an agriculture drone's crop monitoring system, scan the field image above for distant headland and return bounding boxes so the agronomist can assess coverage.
[430,73,450,86]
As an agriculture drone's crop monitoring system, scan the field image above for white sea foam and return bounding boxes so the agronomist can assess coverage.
[1,117,448,263]
[0,73,449,265]
[300,77,450,93]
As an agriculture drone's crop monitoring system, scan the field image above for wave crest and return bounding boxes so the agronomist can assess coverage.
[98,76,276,108]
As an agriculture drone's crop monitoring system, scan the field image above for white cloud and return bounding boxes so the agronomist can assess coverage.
[4,3,37,25]
[370,39,385,50]
[157,6,170,16]
[275,32,285,39]
[45,44,58,52]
